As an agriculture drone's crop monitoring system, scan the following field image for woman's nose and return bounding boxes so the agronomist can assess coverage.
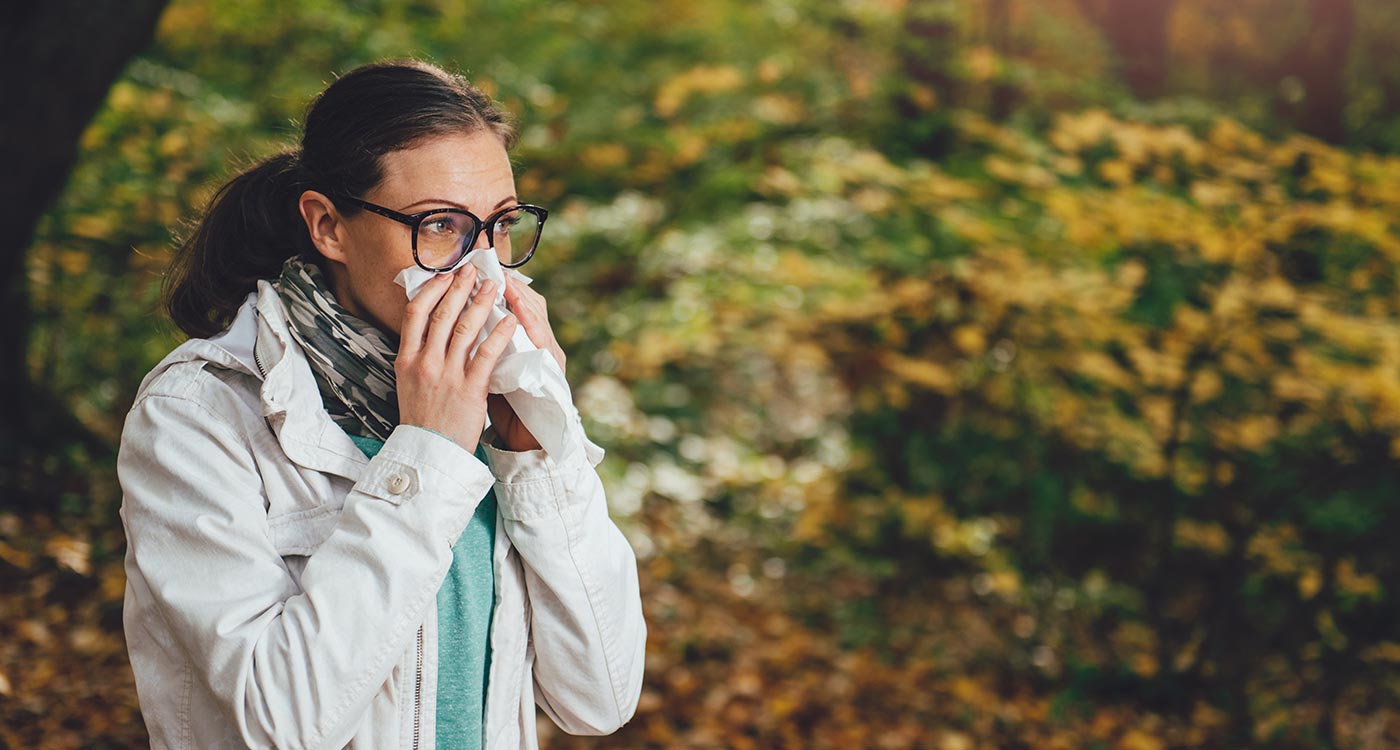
[473,232,493,250]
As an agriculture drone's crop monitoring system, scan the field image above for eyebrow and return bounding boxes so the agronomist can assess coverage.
[400,195,517,213]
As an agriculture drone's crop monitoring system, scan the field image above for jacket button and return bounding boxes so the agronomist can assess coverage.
[387,473,411,495]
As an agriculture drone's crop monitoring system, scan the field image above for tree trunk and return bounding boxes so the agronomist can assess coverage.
[1078,0,1179,99]
[987,0,1018,120]
[1280,0,1355,143]
[0,1,170,496]
[893,0,960,159]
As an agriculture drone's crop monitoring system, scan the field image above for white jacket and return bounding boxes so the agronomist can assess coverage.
[117,279,646,750]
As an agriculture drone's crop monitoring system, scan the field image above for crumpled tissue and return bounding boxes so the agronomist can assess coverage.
[393,246,587,465]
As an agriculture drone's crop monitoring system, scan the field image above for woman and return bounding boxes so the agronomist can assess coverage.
[117,59,646,750]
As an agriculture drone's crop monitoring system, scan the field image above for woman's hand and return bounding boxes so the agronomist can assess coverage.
[486,274,567,452]
[503,274,565,372]
[396,264,519,453]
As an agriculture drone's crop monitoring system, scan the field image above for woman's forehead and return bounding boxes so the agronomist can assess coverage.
[374,131,515,211]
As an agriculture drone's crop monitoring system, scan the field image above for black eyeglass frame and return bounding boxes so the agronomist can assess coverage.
[334,194,549,271]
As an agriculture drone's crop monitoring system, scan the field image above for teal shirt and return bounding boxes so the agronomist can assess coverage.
[348,431,496,750]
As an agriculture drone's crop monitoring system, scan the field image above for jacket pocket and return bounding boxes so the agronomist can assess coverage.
[267,504,341,556]
[267,505,341,591]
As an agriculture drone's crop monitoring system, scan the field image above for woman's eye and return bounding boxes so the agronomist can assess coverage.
[424,220,456,235]
[495,217,517,231]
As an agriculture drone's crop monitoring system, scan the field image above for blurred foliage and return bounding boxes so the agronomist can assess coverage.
[4,0,1400,748]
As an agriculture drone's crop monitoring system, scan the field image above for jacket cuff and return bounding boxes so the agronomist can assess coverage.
[478,443,560,485]
[356,424,495,505]
[479,434,606,521]
[479,433,605,484]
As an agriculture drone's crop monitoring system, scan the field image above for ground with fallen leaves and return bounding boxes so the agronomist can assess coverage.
[1,506,1394,749]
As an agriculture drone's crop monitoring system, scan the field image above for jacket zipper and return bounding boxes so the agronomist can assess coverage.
[258,329,425,748]
[414,624,423,750]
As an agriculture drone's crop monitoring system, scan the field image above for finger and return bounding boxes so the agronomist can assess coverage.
[444,279,499,372]
[465,313,518,388]
[504,274,544,310]
[399,271,455,360]
[518,281,550,322]
[505,279,554,352]
[502,273,521,300]
[423,265,478,360]
[517,304,552,352]
[516,286,546,321]
[519,281,547,309]
[509,280,550,325]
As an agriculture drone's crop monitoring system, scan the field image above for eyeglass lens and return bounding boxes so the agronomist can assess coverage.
[417,207,541,269]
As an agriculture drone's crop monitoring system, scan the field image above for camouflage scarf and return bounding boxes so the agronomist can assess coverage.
[270,255,400,441]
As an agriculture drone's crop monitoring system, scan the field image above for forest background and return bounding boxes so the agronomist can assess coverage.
[2,0,1399,748]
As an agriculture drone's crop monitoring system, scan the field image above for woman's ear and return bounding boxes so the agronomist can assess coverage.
[298,190,349,264]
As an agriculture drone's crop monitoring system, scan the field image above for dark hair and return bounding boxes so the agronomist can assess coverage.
[163,58,517,338]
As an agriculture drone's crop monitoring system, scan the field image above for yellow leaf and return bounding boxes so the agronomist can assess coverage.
[963,45,998,82]
[1118,728,1165,750]
[752,93,805,125]
[951,325,986,356]
[57,250,92,275]
[908,84,937,111]
[579,143,628,171]
[654,64,745,117]
[1130,652,1158,678]
[1298,568,1322,599]
[1361,641,1400,664]
[882,352,957,394]
[1098,159,1134,185]
[0,539,33,569]
[158,130,189,158]
[1074,351,1132,389]
[101,563,127,602]
[45,534,91,576]
[939,730,975,750]
[1336,558,1382,600]
[1174,519,1229,555]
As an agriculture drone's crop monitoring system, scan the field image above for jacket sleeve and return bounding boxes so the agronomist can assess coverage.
[481,429,647,735]
[118,390,496,750]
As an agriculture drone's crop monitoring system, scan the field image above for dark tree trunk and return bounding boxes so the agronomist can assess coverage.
[0,1,169,497]
[1279,0,1355,143]
[987,0,1018,120]
[894,1,960,159]
[1078,0,1179,99]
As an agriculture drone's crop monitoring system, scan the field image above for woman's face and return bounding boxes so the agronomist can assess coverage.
[304,129,516,338]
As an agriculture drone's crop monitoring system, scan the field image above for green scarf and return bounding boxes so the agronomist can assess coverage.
[270,255,402,441]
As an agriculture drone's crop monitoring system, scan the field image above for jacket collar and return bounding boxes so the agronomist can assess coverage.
[252,279,373,481]
[139,280,371,482]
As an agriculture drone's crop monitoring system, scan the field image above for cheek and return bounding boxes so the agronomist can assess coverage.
[355,265,409,334]
[344,223,416,335]
[351,220,415,268]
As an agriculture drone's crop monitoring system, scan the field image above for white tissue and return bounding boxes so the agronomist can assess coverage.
[393,247,587,464]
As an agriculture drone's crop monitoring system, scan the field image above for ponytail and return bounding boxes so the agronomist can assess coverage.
[163,149,313,338]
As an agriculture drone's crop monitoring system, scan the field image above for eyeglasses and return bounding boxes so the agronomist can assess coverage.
[334,194,549,272]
